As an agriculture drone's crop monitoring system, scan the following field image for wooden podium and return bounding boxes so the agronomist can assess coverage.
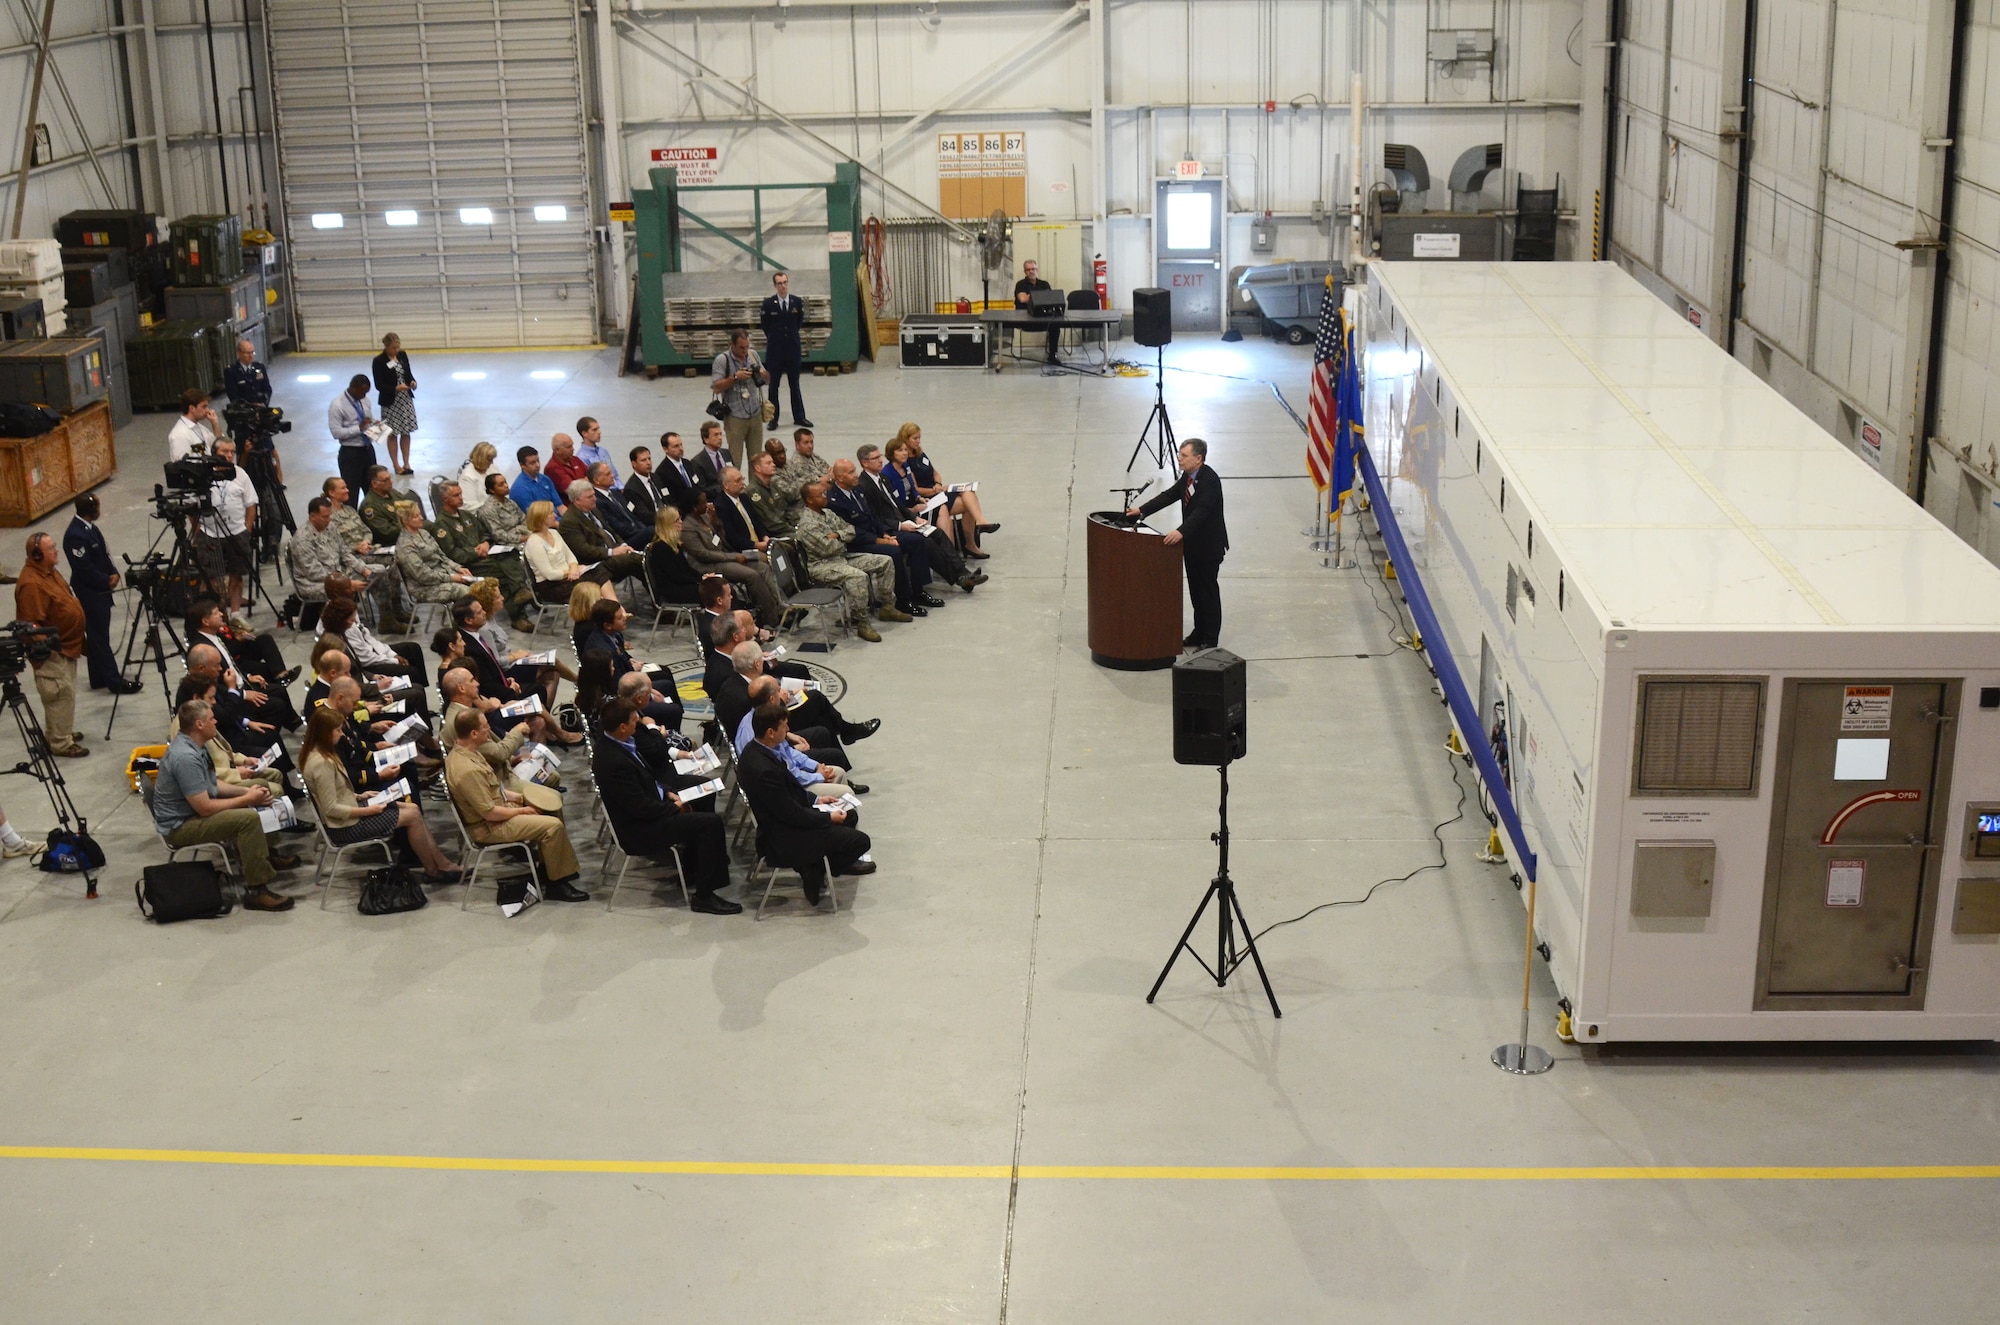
[1086,511,1183,670]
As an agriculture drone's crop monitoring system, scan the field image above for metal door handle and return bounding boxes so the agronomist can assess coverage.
[1893,959,1925,976]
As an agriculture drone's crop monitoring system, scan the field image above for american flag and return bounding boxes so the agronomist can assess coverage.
[1305,277,1355,507]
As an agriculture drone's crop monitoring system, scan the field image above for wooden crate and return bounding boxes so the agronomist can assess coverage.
[0,399,115,525]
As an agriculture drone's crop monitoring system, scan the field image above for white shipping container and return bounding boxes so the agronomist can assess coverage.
[1363,261,2000,1044]
[0,270,66,313]
[0,239,62,283]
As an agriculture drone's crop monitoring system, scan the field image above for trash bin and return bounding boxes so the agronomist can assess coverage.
[1236,261,1342,344]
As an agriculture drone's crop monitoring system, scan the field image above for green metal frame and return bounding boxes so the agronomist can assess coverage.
[633,160,862,370]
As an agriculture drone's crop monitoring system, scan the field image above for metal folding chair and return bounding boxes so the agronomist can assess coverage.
[141,775,244,880]
[299,776,396,910]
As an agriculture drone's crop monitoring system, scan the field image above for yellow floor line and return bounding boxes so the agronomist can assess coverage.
[4,1146,1997,1181]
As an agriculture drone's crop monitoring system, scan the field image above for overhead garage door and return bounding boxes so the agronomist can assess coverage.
[265,0,596,349]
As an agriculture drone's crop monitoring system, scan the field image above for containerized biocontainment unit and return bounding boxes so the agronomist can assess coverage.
[1363,260,2000,1043]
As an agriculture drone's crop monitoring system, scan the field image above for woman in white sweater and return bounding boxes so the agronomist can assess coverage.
[522,499,609,602]
[457,442,499,511]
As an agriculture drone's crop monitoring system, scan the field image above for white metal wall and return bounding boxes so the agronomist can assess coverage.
[265,0,596,349]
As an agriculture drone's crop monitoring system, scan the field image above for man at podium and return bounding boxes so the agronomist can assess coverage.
[1128,439,1229,651]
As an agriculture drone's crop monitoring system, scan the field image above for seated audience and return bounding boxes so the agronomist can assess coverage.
[458,442,500,511]
[544,431,588,494]
[360,464,422,548]
[171,673,296,808]
[732,674,859,798]
[509,444,565,516]
[319,598,431,719]
[680,490,786,627]
[150,699,301,911]
[290,496,374,633]
[593,697,739,914]
[898,422,997,554]
[432,479,535,629]
[183,643,292,770]
[479,472,531,545]
[582,597,683,727]
[440,666,563,799]
[588,462,647,548]
[645,505,703,608]
[185,596,300,730]
[715,466,772,555]
[745,450,801,536]
[446,709,589,905]
[393,501,479,603]
[557,480,645,584]
[623,442,667,528]
[300,706,460,883]
[736,701,874,906]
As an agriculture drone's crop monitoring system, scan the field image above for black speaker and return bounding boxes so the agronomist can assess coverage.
[1172,648,1246,766]
[1133,287,1172,347]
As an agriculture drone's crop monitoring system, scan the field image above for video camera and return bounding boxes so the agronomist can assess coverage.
[0,621,61,677]
[223,401,290,440]
[164,453,234,492]
[122,551,170,591]
[151,482,213,521]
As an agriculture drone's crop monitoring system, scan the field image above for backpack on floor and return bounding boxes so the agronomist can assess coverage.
[137,861,232,923]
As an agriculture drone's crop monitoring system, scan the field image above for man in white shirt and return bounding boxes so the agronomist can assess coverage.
[199,436,260,613]
[328,374,379,498]
[167,389,219,461]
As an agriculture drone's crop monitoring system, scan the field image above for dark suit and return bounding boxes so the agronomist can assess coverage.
[586,626,683,728]
[687,446,730,498]
[758,292,808,425]
[828,480,927,608]
[714,489,767,553]
[557,505,644,582]
[1139,462,1229,648]
[62,516,121,688]
[861,469,966,585]
[656,457,700,510]
[593,735,732,898]
[624,472,665,529]
[594,485,645,547]
[736,738,869,888]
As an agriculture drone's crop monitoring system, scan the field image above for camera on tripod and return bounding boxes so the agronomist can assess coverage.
[164,453,234,493]
[0,621,61,677]
[123,551,170,591]
[223,401,290,440]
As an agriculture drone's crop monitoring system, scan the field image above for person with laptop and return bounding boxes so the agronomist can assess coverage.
[1012,259,1060,364]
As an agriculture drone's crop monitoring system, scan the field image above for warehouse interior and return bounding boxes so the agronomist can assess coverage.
[2,1,1999,1319]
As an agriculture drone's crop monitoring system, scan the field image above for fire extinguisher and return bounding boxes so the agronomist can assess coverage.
[1093,253,1108,307]
[955,295,972,314]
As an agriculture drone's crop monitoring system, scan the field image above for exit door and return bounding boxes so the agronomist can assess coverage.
[1756,679,1958,1010]
[1155,178,1223,332]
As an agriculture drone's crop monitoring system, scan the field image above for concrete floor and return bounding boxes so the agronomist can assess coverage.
[0,335,1996,1322]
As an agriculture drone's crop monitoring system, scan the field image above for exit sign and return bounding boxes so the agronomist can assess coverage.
[1174,159,1203,179]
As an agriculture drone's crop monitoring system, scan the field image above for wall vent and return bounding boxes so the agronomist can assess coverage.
[1633,677,1765,796]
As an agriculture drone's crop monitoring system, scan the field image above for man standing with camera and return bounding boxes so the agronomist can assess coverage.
[13,533,90,757]
[63,494,140,695]
[710,329,767,470]
[199,437,259,617]
[167,389,220,461]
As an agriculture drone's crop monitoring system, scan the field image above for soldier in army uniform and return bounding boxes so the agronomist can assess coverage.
[773,428,829,504]
[791,480,897,644]
[432,481,535,631]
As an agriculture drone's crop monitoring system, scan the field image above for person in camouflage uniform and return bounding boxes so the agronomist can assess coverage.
[746,450,801,535]
[321,475,410,632]
[476,472,530,545]
[791,479,897,643]
[431,480,535,629]
[360,465,422,548]
[392,502,476,603]
[773,428,829,503]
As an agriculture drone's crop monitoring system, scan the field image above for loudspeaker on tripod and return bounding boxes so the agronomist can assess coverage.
[1133,287,1172,348]
[1172,648,1246,766]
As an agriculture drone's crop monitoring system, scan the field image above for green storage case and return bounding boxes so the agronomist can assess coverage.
[168,215,245,287]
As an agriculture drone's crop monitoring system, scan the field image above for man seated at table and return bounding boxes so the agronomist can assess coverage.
[445,709,589,906]
[593,697,739,914]
[1013,258,1059,363]
[150,699,302,911]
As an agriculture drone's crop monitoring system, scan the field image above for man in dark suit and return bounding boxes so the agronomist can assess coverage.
[856,443,980,591]
[595,697,740,913]
[653,432,699,511]
[714,466,770,555]
[1131,437,1230,650]
[624,443,667,529]
[587,461,646,547]
[687,422,731,498]
[557,485,645,583]
[827,457,937,615]
[758,270,811,430]
[737,701,872,906]
[448,597,533,734]
[62,494,139,693]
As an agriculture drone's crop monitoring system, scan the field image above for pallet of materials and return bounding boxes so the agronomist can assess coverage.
[0,339,108,412]
[0,398,114,525]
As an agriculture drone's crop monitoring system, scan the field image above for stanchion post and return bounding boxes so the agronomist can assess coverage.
[1491,871,1554,1075]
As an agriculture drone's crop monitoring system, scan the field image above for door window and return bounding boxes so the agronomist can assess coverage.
[1164,191,1213,251]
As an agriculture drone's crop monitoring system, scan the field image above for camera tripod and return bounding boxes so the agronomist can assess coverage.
[0,669,97,896]
[106,563,187,735]
[1147,760,1282,1018]
[1125,345,1177,473]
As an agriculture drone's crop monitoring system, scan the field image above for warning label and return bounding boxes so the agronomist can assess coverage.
[1841,685,1892,732]
[1826,859,1866,907]
[651,146,721,184]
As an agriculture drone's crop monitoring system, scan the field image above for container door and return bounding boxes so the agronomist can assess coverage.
[1756,680,1957,1009]
[1154,179,1224,331]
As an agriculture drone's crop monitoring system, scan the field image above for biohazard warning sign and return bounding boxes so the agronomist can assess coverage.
[1841,685,1891,732]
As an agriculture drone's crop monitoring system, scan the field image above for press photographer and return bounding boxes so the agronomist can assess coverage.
[12,535,90,757]
[195,437,259,618]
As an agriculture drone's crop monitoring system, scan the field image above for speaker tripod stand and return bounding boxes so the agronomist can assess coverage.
[1125,345,1176,473]
[1147,760,1282,1017]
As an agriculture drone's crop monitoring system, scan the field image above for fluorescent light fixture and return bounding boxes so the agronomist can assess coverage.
[309,213,344,230]
[532,205,567,223]
[529,370,566,380]
[459,207,494,225]
[384,209,419,227]
[451,371,488,381]
[297,373,331,384]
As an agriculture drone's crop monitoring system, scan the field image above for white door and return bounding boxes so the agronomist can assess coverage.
[265,0,597,349]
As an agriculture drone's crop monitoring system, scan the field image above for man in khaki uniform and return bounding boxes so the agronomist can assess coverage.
[441,667,563,800]
[445,709,588,903]
[791,480,895,643]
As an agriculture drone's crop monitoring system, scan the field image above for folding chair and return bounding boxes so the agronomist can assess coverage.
[451,803,544,911]
[767,540,846,651]
[641,550,701,642]
[734,798,839,920]
[141,775,243,879]
[601,812,691,912]
[300,778,396,910]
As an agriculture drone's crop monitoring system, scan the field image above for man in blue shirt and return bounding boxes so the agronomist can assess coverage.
[151,699,300,911]
[574,416,619,486]
[509,444,564,516]
[731,674,856,798]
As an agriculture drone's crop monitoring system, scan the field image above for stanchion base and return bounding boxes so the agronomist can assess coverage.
[1490,1042,1554,1075]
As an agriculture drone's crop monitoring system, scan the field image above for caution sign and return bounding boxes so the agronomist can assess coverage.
[1841,685,1892,732]
[607,201,634,223]
[651,146,721,184]
[1826,859,1866,907]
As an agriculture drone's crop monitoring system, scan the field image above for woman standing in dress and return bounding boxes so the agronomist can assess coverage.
[372,332,419,477]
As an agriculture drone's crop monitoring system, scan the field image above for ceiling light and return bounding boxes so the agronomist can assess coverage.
[384,210,418,226]
[532,205,567,223]
[459,207,494,225]
[309,213,344,230]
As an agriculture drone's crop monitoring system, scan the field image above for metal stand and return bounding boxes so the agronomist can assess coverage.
[1490,871,1554,1074]
[1125,345,1176,473]
[1147,762,1282,1018]
[0,669,98,897]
